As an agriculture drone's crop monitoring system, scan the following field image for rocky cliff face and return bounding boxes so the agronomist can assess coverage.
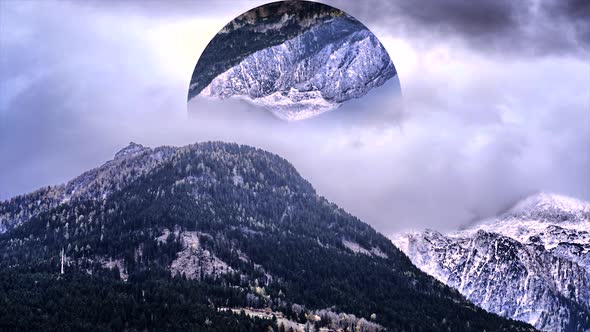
[188,1,398,121]
[393,193,590,332]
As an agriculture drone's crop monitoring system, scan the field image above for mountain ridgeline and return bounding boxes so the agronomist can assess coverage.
[0,142,534,331]
[188,1,347,99]
[188,1,398,121]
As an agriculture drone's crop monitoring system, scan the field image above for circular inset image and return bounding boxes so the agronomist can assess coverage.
[188,0,401,122]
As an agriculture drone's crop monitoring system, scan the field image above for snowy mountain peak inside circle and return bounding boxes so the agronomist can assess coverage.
[187,1,400,121]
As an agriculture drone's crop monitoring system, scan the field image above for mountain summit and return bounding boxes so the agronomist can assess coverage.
[0,142,533,331]
[113,142,149,159]
[503,192,590,224]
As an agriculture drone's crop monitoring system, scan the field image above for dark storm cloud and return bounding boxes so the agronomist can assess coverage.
[386,0,521,36]
[70,0,590,56]
[545,0,590,47]
[326,0,590,56]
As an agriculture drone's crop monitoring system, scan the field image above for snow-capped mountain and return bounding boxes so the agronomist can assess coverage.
[392,193,590,332]
[188,1,398,121]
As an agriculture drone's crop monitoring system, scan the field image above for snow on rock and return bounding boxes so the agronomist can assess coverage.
[507,192,590,221]
[370,247,388,259]
[155,227,181,244]
[466,193,589,244]
[392,193,590,332]
[342,239,388,259]
[101,258,128,281]
[169,231,234,280]
[199,15,396,121]
[342,239,371,255]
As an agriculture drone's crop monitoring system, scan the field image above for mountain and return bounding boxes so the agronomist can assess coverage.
[392,193,590,332]
[188,1,398,121]
[0,142,534,331]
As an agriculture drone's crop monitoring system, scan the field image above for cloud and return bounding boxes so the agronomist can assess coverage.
[0,0,588,236]
[326,0,590,57]
[54,0,590,57]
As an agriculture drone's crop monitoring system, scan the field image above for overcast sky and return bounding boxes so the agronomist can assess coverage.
[1,0,589,235]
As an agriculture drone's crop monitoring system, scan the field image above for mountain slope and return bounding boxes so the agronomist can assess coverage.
[188,1,346,99]
[393,193,590,332]
[0,142,534,331]
[189,1,398,120]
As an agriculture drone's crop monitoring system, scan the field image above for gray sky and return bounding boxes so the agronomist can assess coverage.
[1,0,589,235]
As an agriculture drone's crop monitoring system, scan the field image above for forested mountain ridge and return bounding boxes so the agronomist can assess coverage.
[0,142,535,331]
